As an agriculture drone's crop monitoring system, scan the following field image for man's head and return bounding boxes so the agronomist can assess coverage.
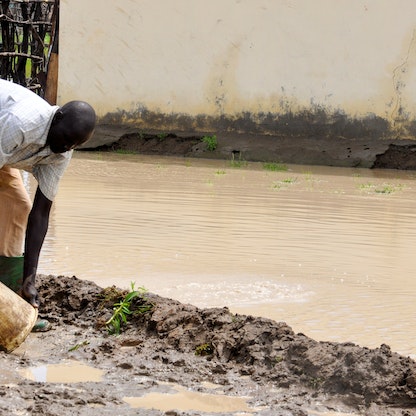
[47,101,96,153]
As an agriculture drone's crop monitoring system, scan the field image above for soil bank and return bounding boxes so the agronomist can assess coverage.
[83,128,416,170]
[1,274,415,416]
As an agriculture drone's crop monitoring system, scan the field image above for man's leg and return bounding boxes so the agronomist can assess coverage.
[0,168,50,331]
[0,167,32,291]
[0,167,32,257]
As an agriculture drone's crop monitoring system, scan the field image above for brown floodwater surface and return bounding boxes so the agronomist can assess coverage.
[27,152,416,358]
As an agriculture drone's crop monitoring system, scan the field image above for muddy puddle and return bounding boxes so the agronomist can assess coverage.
[124,382,259,414]
[26,151,416,358]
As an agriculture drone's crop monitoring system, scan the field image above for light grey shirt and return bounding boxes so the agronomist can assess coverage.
[0,79,72,201]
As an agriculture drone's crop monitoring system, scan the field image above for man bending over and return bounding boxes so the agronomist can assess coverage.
[0,79,96,314]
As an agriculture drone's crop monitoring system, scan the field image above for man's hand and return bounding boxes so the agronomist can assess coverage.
[21,273,40,308]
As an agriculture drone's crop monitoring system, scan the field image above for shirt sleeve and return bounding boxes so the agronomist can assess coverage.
[0,113,24,168]
[32,153,72,201]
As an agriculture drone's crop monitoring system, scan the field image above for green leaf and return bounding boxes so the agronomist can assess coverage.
[105,281,152,335]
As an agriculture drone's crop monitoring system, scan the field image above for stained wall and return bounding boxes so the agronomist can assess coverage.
[58,1,416,139]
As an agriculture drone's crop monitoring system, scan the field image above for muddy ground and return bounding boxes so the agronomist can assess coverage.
[1,274,415,416]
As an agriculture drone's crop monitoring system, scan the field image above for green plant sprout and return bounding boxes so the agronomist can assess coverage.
[263,162,288,171]
[358,182,403,194]
[281,177,296,183]
[272,177,297,190]
[68,340,90,352]
[230,159,248,168]
[105,282,152,335]
[374,184,403,194]
[201,134,217,151]
[195,343,214,356]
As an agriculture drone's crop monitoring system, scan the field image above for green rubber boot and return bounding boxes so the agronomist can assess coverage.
[0,255,24,293]
[0,256,50,332]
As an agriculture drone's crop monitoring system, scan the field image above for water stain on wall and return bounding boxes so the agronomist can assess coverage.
[93,25,416,171]
[98,104,395,139]
[390,29,416,132]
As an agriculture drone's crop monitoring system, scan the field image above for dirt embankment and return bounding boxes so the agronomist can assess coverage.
[84,129,416,170]
[1,274,415,416]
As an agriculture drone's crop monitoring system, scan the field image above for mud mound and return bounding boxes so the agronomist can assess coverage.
[1,274,415,415]
[92,132,201,156]
[83,129,416,170]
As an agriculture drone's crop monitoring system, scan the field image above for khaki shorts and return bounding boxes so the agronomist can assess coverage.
[0,167,32,257]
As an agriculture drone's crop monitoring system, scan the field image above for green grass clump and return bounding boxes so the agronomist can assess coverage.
[263,162,288,171]
[230,159,248,168]
[272,177,297,190]
[358,182,404,194]
[202,135,217,151]
[281,177,296,183]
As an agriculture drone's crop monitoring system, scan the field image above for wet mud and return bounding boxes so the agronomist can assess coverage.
[3,135,416,415]
[1,274,415,415]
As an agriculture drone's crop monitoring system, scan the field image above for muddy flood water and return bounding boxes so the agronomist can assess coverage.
[27,151,416,359]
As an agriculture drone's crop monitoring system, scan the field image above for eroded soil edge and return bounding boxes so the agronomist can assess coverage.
[85,130,416,170]
[1,274,415,416]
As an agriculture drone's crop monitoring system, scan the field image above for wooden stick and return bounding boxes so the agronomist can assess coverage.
[44,0,59,104]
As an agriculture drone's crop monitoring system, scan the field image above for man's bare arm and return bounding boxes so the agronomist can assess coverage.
[22,187,52,307]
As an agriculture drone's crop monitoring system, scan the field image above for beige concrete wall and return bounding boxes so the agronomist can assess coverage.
[59,0,416,137]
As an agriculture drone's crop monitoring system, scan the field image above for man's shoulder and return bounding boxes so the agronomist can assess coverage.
[0,79,29,97]
[0,79,48,109]
[1,92,58,140]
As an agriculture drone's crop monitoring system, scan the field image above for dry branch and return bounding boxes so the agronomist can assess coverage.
[0,51,42,60]
[0,14,53,26]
